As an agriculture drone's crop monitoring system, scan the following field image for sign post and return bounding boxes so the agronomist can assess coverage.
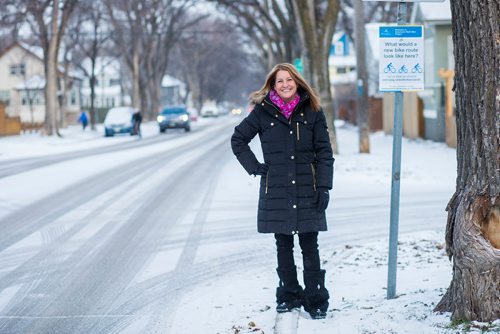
[364,0,438,300]
[378,10,424,301]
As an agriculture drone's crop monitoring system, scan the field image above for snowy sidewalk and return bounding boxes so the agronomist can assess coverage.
[170,231,499,334]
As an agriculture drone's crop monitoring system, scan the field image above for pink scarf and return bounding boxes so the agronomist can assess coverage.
[269,89,300,119]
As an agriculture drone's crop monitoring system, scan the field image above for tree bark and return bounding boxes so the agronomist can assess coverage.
[434,0,500,322]
[354,0,370,154]
[45,0,61,136]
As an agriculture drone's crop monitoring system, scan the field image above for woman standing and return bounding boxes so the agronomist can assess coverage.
[231,63,334,319]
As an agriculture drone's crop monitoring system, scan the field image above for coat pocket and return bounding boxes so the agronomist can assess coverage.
[296,120,313,144]
[310,163,317,191]
[265,170,270,194]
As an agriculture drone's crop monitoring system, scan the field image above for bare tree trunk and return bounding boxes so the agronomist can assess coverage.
[60,60,70,128]
[292,0,340,154]
[45,0,61,136]
[149,78,161,118]
[131,49,141,109]
[90,65,97,128]
[434,0,500,322]
[354,0,370,153]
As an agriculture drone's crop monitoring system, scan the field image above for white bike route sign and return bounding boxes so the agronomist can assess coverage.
[379,26,424,92]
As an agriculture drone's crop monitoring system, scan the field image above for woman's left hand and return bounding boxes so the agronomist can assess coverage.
[315,188,330,212]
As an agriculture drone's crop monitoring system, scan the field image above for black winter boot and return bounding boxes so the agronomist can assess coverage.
[276,266,303,313]
[303,269,329,319]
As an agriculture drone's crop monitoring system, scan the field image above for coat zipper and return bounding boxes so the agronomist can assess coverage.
[296,122,300,141]
[310,163,316,191]
[265,170,269,194]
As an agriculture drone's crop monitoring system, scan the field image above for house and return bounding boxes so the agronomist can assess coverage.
[329,29,384,131]
[160,75,186,107]
[0,42,82,129]
[411,0,454,145]
[328,32,356,82]
[80,57,131,123]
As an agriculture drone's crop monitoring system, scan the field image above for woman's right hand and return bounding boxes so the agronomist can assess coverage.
[253,163,269,176]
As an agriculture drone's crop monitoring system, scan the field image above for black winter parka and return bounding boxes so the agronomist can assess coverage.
[231,93,334,235]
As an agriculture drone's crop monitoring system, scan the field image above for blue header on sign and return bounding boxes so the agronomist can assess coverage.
[379,26,422,38]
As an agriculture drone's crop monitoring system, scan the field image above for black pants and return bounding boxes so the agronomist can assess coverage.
[274,232,321,271]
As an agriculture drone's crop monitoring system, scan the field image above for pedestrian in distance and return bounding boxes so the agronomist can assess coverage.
[231,63,334,319]
[78,111,88,131]
[132,109,142,138]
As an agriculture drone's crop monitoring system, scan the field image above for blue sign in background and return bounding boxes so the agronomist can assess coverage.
[379,26,422,38]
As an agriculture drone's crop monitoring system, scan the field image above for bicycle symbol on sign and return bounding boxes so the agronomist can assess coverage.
[398,65,408,73]
[384,62,396,73]
[412,63,423,73]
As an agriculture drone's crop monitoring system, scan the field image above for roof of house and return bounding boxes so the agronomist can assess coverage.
[1,41,82,80]
[161,75,185,88]
[15,74,45,90]
[0,41,42,61]
[412,0,451,23]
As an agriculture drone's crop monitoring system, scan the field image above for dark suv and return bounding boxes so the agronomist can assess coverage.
[157,106,191,133]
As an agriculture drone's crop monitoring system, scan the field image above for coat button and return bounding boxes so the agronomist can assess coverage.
[275,114,279,117]
[291,155,294,159]
[270,122,274,126]
[290,131,293,134]
[261,103,264,106]
[300,113,304,116]
[292,180,295,184]
[293,204,297,209]
[304,121,307,124]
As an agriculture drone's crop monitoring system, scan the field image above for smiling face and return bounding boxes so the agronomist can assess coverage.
[274,70,298,103]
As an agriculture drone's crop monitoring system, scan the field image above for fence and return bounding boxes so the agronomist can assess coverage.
[0,103,21,136]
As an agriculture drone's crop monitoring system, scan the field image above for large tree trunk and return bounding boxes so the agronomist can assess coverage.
[131,48,141,109]
[292,0,340,154]
[354,0,370,153]
[434,0,500,322]
[45,0,61,136]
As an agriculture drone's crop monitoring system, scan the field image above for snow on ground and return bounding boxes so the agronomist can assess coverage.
[173,231,450,334]
[169,122,499,334]
[1,119,498,333]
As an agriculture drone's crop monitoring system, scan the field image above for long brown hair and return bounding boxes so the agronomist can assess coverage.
[250,63,321,111]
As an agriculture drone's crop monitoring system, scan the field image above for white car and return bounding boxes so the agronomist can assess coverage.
[200,104,219,117]
[104,106,138,137]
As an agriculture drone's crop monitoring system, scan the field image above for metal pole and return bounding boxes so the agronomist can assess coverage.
[387,1,407,300]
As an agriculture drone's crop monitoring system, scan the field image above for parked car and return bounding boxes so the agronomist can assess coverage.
[104,106,138,137]
[200,104,218,117]
[157,106,191,133]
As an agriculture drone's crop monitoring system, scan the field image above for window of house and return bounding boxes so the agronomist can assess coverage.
[71,91,77,105]
[109,78,121,86]
[21,90,43,105]
[10,63,26,76]
[337,67,347,74]
[34,92,43,105]
[0,90,10,105]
